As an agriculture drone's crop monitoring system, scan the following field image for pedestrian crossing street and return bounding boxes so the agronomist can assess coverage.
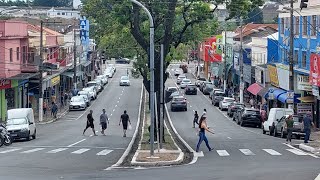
[199,148,319,158]
[0,147,115,156]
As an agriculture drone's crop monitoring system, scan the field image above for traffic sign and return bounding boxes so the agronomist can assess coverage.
[286,91,294,103]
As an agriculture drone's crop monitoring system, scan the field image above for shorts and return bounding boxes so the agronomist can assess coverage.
[101,122,107,130]
[122,122,128,130]
[86,123,94,129]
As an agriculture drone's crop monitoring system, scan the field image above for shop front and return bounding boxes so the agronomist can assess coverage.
[0,79,19,122]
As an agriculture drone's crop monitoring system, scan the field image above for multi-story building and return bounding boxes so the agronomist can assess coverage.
[47,7,80,19]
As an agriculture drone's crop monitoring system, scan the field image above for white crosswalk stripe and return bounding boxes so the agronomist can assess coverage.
[0,148,21,154]
[96,149,113,156]
[71,148,90,154]
[239,149,255,156]
[216,150,230,156]
[21,148,45,154]
[286,149,308,155]
[46,148,68,154]
[263,149,282,155]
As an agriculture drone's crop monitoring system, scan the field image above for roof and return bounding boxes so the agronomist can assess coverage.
[234,23,278,38]
[27,23,62,36]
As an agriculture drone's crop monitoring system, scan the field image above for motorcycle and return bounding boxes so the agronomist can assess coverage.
[0,123,12,147]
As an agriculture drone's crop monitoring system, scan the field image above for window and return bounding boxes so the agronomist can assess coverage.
[302,16,307,36]
[57,12,60,15]
[294,50,298,64]
[9,48,13,62]
[280,18,284,34]
[311,15,317,36]
[22,46,27,64]
[260,71,264,84]
[62,12,65,15]
[302,51,307,68]
[295,17,300,35]
[50,48,53,59]
[16,47,19,60]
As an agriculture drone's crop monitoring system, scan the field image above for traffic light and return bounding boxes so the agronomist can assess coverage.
[300,0,308,10]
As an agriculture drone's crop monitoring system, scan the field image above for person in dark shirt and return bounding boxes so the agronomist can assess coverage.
[83,110,97,136]
[303,112,314,143]
[285,115,294,143]
[119,110,131,137]
[193,111,199,128]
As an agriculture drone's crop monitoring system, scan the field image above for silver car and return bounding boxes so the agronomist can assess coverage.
[170,96,187,111]
[119,76,130,86]
[77,94,90,107]
[96,75,108,85]
[69,96,86,111]
[219,97,235,110]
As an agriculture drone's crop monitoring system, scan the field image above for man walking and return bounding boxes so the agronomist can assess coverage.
[303,112,314,143]
[119,110,131,137]
[100,109,109,136]
[201,109,207,118]
[51,102,58,118]
[285,115,294,143]
[83,110,97,136]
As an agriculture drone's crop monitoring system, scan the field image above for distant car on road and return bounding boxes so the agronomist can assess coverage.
[219,97,235,110]
[177,74,186,85]
[195,77,206,87]
[180,79,192,89]
[185,84,197,95]
[69,96,87,111]
[119,76,130,86]
[212,95,224,106]
[202,83,214,95]
[209,88,224,99]
[170,96,187,111]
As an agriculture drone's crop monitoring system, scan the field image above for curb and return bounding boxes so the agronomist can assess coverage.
[37,109,69,125]
[299,143,317,153]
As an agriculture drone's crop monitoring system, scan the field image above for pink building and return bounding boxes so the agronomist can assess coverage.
[0,21,30,79]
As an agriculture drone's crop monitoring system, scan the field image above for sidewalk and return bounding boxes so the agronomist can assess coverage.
[34,103,69,124]
[299,130,320,154]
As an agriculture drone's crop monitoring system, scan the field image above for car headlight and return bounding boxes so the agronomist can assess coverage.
[21,128,28,132]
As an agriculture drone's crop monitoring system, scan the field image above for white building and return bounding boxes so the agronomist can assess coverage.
[73,0,82,9]
[47,7,80,19]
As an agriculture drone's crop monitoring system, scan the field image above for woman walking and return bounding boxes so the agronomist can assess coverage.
[193,111,199,128]
[196,116,214,152]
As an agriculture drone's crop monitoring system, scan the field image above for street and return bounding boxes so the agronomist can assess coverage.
[0,63,143,179]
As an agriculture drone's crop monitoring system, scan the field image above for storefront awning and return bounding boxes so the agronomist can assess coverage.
[264,88,286,99]
[298,96,314,103]
[247,83,263,96]
[278,93,301,103]
[258,86,270,98]
[61,71,84,78]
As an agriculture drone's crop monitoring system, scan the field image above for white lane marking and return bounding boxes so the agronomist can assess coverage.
[115,105,118,107]
[67,139,86,147]
[71,148,90,154]
[97,149,113,156]
[110,114,113,116]
[46,148,68,153]
[117,101,119,103]
[283,143,319,158]
[263,149,282,155]
[216,150,230,156]
[194,151,204,157]
[21,148,45,154]
[0,148,21,153]
[315,173,320,180]
[239,149,255,156]
[286,149,308,155]
[227,137,232,139]
[113,109,115,112]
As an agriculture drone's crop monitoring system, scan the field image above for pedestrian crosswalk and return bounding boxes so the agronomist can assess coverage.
[0,147,115,156]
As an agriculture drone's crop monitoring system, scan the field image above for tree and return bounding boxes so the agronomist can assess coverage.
[32,0,72,7]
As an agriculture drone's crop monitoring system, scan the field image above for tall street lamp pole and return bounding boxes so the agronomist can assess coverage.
[288,0,294,109]
[130,0,155,156]
[39,20,44,122]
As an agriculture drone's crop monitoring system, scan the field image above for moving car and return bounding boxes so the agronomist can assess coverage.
[211,95,224,106]
[202,83,214,95]
[170,96,187,111]
[169,91,180,101]
[185,84,197,95]
[195,77,206,87]
[165,87,178,102]
[180,79,192,89]
[174,69,182,76]
[262,108,294,135]
[177,74,186,85]
[273,115,305,138]
[82,87,97,100]
[227,102,245,119]
[6,108,36,141]
[219,97,235,110]
[235,108,262,128]
[119,76,130,86]
[69,96,87,111]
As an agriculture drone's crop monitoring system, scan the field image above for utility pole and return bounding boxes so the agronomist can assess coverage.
[159,44,164,149]
[288,0,294,109]
[73,29,77,90]
[239,18,244,104]
[223,29,227,93]
[38,20,44,122]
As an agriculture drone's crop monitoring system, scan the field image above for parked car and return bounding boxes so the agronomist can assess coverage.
[169,91,180,101]
[96,75,108,85]
[82,87,97,100]
[78,90,91,104]
[235,108,262,128]
[185,84,197,95]
[199,81,212,92]
[69,96,87,111]
[195,77,206,87]
[95,79,104,90]
[119,76,130,86]
[87,81,102,93]
[209,89,224,99]
[227,102,245,119]
[165,87,179,102]
[273,115,305,139]
[78,94,90,107]
[170,96,187,111]
[262,108,294,135]
[212,95,224,106]
[6,108,36,141]
[202,83,214,95]
[177,74,186,85]
[180,79,192,89]
[219,97,235,110]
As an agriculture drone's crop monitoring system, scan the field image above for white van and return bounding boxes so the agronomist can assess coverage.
[6,108,36,141]
[262,108,294,135]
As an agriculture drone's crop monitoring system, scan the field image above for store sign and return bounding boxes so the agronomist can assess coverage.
[297,103,313,119]
[297,74,312,91]
[286,91,294,104]
[312,85,319,97]
[0,79,11,89]
[243,64,252,84]
[267,65,279,87]
[268,88,275,100]
[276,64,290,91]
[233,52,239,71]
[51,76,60,86]
[310,53,320,86]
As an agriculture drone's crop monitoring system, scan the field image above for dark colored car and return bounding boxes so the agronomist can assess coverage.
[273,115,305,139]
[210,90,225,100]
[202,83,214,95]
[165,87,179,102]
[227,103,245,119]
[235,108,262,128]
[116,58,130,64]
[212,96,224,106]
[185,84,197,95]
[170,96,187,111]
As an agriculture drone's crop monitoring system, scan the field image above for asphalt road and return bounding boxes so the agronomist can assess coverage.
[0,63,143,179]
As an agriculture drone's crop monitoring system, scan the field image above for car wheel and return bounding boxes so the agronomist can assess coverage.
[232,117,235,121]
[273,127,277,137]
[171,108,174,112]
[185,108,187,111]
[32,129,36,139]
[26,131,31,141]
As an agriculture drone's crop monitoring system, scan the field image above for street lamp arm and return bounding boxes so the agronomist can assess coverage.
[130,0,154,28]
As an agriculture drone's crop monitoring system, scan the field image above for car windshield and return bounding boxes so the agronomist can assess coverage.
[187,85,196,88]
[171,92,180,96]
[178,76,186,79]
[71,97,83,102]
[206,84,214,88]
[168,88,177,92]
[198,78,206,81]
[121,76,129,80]
[7,118,27,125]
[87,82,96,87]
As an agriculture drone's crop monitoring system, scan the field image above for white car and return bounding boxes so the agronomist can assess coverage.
[104,68,114,78]
[82,87,97,100]
[119,76,130,86]
[180,79,192,89]
[78,94,90,107]
[177,74,186,85]
[96,75,108,85]
[219,97,235,110]
[87,81,102,93]
[69,96,87,111]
